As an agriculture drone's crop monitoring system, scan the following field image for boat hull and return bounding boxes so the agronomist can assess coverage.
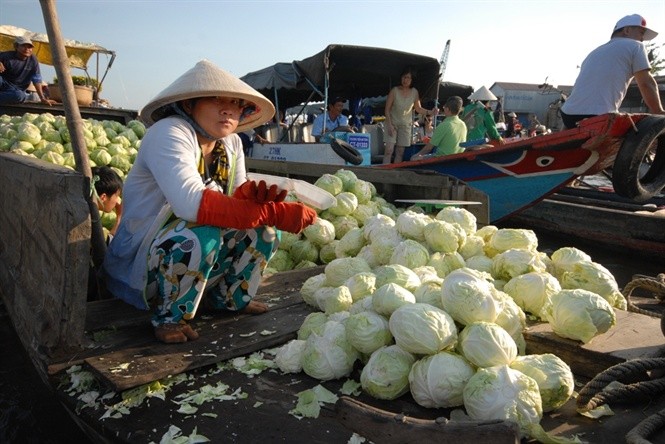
[381,113,644,221]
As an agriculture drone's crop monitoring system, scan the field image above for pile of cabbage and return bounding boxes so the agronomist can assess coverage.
[0,112,144,178]
[272,169,626,441]
[264,169,402,272]
[4,111,625,440]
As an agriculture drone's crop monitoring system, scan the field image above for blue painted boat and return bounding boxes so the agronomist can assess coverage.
[380,112,665,222]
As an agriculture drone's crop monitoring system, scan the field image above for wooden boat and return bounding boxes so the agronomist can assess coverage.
[503,186,665,263]
[383,112,665,222]
[3,152,665,443]
[247,112,665,223]
[3,26,665,440]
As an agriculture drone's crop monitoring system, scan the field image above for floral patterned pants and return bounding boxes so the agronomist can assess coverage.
[146,218,278,327]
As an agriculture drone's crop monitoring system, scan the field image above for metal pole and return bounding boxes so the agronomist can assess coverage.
[39,0,107,271]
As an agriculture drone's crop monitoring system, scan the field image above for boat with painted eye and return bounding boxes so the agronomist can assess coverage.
[246,109,665,223]
[239,44,665,223]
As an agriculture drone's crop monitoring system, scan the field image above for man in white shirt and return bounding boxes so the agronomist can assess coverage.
[561,14,665,129]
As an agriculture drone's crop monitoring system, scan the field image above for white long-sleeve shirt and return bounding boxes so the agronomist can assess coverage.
[103,116,247,309]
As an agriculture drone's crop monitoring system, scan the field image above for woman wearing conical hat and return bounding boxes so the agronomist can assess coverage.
[103,60,317,343]
[461,86,505,146]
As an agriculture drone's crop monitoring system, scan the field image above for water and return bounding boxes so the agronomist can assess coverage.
[0,229,662,443]
[0,303,91,444]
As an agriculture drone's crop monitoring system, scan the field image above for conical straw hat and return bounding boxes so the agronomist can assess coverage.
[468,86,497,101]
[140,59,275,132]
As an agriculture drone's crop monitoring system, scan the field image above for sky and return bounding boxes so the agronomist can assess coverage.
[3,0,664,111]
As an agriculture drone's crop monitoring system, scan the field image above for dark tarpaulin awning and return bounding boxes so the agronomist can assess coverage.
[240,62,313,111]
[241,44,473,113]
[293,44,442,103]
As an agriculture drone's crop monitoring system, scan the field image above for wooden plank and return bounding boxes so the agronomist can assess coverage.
[507,199,665,260]
[0,102,138,124]
[395,199,482,205]
[80,268,323,391]
[333,396,520,444]
[548,193,661,212]
[47,267,324,375]
[0,153,89,381]
[524,310,665,379]
[85,299,316,391]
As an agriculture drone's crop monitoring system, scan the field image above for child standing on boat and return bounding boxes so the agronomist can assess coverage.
[102,60,317,344]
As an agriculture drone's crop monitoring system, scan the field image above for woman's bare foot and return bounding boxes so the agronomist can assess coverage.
[154,322,199,343]
[241,300,268,314]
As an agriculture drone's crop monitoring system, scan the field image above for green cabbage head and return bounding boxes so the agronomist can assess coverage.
[360,345,415,400]
[510,353,575,412]
[542,289,616,343]
[389,303,457,355]
[409,351,474,408]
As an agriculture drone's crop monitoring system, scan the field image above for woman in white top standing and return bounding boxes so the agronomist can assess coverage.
[383,66,437,164]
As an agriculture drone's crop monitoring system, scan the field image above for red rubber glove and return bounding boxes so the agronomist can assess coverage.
[197,188,316,233]
[272,201,317,233]
[233,180,258,200]
[198,188,271,229]
[233,180,288,203]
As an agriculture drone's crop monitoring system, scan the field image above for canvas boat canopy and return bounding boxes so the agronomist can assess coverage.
[293,44,441,103]
[0,24,116,87]
[240,62,313,112]
[241,44,473,112]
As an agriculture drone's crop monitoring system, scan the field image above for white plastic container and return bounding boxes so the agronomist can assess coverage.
[247,172,336,210]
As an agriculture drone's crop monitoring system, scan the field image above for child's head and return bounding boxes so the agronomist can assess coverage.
[92,166,123,213]
[444,96,463,116]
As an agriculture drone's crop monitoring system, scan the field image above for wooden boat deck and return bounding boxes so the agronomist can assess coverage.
[3,153,665,443]
[46,267,665,444]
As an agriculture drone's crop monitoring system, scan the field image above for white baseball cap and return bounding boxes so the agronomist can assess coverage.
[613,14,658,40]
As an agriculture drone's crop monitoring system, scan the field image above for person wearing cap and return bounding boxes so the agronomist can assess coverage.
[561,14,665,129]
[311,96,350,142]
[0,36,56,105]
[410,96,467,160]
[102,60,317,344]
[461,86,505,145]
[383,66,438,164]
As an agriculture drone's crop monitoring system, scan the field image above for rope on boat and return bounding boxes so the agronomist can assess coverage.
[624,273,665,318]
[626,410,665,444]
[616,273,665,444]
[576,358,665,411]
[576,358,665,444]
[579,273,665,444]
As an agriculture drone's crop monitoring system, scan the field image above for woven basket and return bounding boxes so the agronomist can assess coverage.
[47,84,94,107]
